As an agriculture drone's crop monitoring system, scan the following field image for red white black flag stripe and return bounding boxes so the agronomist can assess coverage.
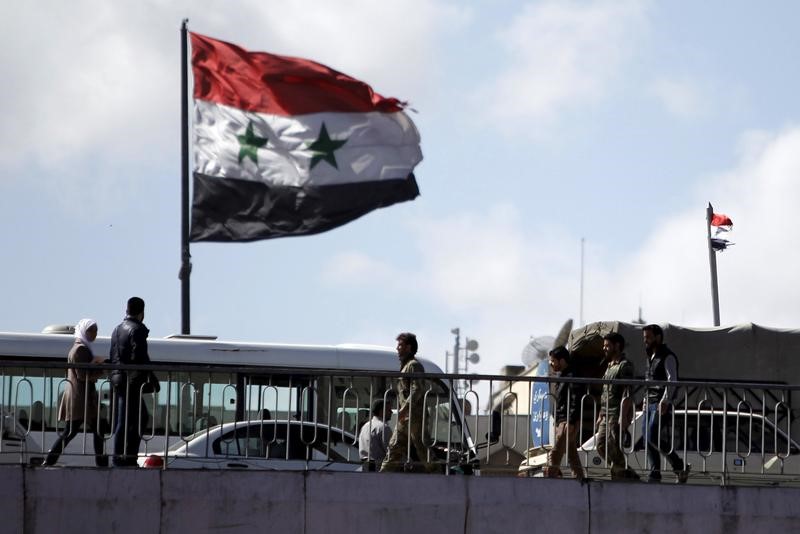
[189,33,422,242]
[710,212,734,251]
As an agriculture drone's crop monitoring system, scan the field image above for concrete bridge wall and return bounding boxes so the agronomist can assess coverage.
[1,466,799,533]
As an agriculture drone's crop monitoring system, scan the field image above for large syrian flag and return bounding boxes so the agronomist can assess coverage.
[189,32,422,242]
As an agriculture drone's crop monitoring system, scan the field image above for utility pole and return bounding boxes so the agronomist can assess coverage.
[706,203,721,326]
[449,328,479,398]
[579,237,585,327]
[450,327,460,382]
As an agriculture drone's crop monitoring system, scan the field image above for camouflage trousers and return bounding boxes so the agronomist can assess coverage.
[596,417,637,480]
[380,413,432,472]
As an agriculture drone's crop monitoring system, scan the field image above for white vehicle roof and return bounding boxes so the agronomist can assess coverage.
[178,419,357,445]
[0,331,443,373]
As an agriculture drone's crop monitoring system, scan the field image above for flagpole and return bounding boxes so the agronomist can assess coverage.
[179,19,192,334]
[706,202,721,326]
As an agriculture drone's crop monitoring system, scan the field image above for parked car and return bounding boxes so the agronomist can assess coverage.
[1,411,43,465]
[519,409,800,485]
[138,420,362,470]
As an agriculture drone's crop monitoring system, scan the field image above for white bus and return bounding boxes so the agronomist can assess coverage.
[0,330,478,471]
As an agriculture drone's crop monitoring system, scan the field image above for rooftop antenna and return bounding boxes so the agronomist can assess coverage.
[520,319,573,367]
[632,294,645,325]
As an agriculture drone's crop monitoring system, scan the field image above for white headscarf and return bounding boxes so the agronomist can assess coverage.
[75,318,97,353]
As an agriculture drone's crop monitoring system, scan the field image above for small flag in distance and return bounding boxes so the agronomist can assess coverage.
[710,211,734,251]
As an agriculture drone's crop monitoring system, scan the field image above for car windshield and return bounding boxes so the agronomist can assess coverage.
[424,379,470,448]
[212,421,357,462]
[678,412,799,455]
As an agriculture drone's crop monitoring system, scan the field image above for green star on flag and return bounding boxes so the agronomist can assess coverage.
[237,121,269,164]
[308,123,348,169]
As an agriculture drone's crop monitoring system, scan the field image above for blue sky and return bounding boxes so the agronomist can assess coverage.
[3,0,800,393]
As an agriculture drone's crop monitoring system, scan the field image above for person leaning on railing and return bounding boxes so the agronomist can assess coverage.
[543,346,586,482]
[596,332,640,481]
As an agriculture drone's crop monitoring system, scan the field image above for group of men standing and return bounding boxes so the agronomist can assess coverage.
[544,324,691,483]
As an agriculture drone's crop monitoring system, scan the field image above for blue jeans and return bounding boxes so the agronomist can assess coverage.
[112,385,148,466]
[642,403,684,477]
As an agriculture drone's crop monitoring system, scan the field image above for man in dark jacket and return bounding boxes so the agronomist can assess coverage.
[544,346,586,481]
[110,296,152,467]
[643,324,690,483]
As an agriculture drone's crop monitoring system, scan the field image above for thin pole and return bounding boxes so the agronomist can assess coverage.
[179,19,192,334]
[706,203,721,326]
[451,328,460,396]
[579,237,585,327]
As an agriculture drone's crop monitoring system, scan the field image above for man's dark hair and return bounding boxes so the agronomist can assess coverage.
[643,324,664,340]
[396,332,418,356]
[371,399,385,417]
[126,297,145,316]
[603,332,626,350]
[549,345,570,363]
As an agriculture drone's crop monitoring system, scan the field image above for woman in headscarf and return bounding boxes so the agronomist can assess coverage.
[45,319,108,466]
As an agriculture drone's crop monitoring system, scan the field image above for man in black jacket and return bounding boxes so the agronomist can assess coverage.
[643,324,690,483]
[544,346,586,481]
[110,296,152,467]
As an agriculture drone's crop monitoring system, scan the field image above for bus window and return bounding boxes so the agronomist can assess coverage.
[317,376,391,434]
[245,381,301,422]
[425,379,468,448]
[241,374,313,423]
[147,371,237,436]
[3,369,61,432]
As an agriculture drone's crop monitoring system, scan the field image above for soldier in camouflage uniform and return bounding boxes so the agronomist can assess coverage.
[380,332,432,472]
[595,332,639,481]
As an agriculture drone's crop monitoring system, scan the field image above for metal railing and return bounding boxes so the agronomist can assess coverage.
[3,359,800,485]
[507,374,799,486]
[0,361,478,473]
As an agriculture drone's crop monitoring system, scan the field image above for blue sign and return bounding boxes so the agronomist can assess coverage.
[530,361,551,447]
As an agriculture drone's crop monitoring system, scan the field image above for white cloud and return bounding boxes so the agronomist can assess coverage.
[601,126,800,328]
[474,0,649,130]
[648,73,752,122]
[0,3,178,172]
[323,251,400,285]
[650,78,709,119]
[232,0,471,102]
[326,126,800,376]
[0,1,468,178]
[410,205,578,312]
